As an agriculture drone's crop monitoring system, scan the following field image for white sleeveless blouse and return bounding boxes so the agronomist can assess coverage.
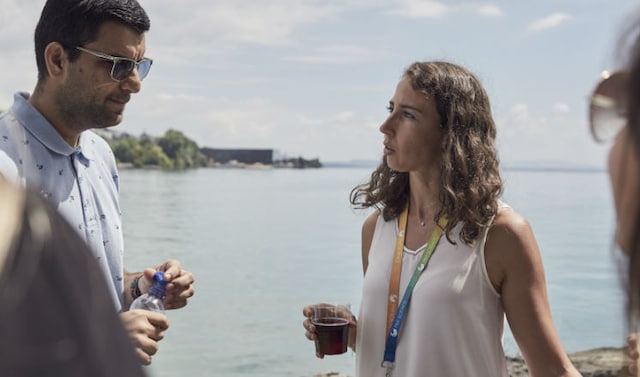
[356,212,508,377]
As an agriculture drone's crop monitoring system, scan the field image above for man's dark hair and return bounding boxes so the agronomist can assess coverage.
[34,0,150,81]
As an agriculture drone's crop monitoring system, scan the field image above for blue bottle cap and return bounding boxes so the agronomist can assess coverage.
[153,271,168,287]
[149,271,168,298]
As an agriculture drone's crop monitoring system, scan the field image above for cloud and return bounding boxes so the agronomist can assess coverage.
[0,0,607,167]
[0,49,38,106]
[509,104,531,124]
[389,1,503,19]
[496,103,552,160]
[553,103,570,114]
[495,102,606,168]
[120,91,380,161]
[389,0,450,18]
[285,45,390,64]
[475,4,504,17]
[528,12,573,32]
[0,1,40,48]
[146,1,344,47]
[334,111,356,122]
[476,4,504,17]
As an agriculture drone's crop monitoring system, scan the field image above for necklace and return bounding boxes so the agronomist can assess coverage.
[415,210,426,227]
[417,212,427,227]
[414,202,437,228]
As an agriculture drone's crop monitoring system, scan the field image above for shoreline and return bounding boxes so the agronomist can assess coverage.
[508,347,632,377]
[310,347,632,377]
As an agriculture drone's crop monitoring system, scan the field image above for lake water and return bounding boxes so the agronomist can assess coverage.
[118,167,624,377]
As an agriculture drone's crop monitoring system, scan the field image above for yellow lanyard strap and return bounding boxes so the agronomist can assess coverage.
[385,205,448,337]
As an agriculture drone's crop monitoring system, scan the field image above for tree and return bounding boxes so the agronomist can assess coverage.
[108,129,206,170]
[156,129,208,169]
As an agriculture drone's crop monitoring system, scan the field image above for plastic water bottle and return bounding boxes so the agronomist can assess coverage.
[130,271,167,312]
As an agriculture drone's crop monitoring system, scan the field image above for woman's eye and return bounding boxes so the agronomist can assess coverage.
[386,105,393,113]
[403,111,415,119]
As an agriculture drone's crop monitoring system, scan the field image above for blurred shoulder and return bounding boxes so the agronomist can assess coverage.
[0,149,20,184]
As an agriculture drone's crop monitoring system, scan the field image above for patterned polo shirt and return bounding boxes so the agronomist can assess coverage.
[0,92,125,311]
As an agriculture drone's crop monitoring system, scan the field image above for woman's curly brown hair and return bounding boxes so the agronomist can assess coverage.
[350,61,503,245]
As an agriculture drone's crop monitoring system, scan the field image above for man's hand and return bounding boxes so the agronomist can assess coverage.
[139,259,195,310]
[120,310,170,365]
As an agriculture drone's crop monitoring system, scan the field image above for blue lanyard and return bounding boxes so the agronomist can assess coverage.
[382,207,447,376]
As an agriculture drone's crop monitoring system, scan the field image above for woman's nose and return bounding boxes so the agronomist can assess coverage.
[379,114,394,135]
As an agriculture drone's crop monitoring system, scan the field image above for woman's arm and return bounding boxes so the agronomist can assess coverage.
[484,207,582,377]
[342,209,380,352]
[361,210,380,275]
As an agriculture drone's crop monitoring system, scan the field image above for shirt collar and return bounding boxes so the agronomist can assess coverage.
[13,92,94,164]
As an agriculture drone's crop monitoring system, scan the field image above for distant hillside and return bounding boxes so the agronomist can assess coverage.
[502,160,606,173]
[322,159,605,172]
[323,160,379,168]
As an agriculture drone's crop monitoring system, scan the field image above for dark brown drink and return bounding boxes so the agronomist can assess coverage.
[313,317,349,355]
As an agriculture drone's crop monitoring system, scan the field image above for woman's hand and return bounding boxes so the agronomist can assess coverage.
[302,303,357,358]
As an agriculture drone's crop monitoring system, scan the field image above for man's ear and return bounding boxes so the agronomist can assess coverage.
[43,42,68,79]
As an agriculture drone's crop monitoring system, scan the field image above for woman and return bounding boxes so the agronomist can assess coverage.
[589,15,640,375]
[303,61,581,376]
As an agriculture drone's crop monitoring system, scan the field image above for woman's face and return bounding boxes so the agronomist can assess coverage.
[379,77,444,174]
[609,126,640,254]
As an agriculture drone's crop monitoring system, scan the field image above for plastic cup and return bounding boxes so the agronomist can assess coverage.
[312,304,350,355]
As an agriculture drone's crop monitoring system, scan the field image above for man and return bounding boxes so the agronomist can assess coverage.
[0,0,195,365]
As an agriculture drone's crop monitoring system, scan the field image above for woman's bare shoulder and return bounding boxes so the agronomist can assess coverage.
[363,209,381,232]
[489,206,533,244]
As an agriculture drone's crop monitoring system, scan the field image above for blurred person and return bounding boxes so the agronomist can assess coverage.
[302,61,582,376]
[0,175,144,376]
[588,9,640,375]
[0,0,195,365]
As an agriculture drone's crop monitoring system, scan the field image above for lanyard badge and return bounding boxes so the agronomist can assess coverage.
[382,205,447,375]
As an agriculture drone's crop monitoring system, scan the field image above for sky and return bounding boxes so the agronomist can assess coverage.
[1,0,638,167]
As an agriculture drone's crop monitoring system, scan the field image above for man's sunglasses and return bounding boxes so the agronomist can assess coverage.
[75,46,153,81]
[588,70,628,143]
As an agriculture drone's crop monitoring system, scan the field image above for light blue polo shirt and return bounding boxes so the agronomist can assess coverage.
[0,92,125,311]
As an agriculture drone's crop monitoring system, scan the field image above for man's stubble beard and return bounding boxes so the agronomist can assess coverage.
[55,77,123,132]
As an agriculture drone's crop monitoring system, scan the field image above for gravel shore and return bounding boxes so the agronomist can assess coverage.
[311,347,633,377]
[508,347,632,377]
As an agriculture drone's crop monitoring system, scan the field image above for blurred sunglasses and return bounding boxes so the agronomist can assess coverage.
[588,70,628,143]
[75,46,153,81]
